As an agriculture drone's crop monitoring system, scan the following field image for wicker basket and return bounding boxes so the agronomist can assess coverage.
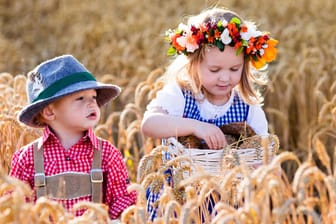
[167,135,279,176]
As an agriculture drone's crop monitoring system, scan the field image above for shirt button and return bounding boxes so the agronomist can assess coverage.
[66,156,71,161]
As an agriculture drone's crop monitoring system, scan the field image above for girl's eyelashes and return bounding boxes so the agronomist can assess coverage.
[209,67,240,72]
[230,68,239,72]
[208,66,220,72]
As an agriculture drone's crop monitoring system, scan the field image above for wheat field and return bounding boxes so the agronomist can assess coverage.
[0,0,335,223]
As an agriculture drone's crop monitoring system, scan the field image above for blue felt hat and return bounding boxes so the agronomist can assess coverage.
[18,54,121,127]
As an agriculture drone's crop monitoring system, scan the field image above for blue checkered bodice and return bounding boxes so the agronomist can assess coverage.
[182,90,249,126]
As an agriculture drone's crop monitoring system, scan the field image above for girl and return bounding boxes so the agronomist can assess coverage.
[141,7,278,220]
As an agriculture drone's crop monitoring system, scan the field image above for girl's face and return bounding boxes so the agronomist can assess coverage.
[198,46,244,105]
[51,89,101,132]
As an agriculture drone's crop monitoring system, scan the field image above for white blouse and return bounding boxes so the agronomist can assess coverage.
[144,82,269,136]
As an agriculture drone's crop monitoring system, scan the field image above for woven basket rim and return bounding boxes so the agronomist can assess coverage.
[166,135,279,174]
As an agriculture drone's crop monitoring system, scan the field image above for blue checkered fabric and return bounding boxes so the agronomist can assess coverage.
[182,90,250,125]
[146,187,160,220]
[146,164,173,220]
[146,89,249,221]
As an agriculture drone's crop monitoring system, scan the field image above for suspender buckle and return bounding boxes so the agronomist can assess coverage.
[34,173,46,187]
[90,169,103,183]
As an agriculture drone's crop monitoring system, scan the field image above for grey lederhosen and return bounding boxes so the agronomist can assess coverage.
[33,138,103,203]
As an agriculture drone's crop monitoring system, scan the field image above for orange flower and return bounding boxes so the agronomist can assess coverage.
[214,30,221,39]
[251,56,266,69]
[200,24,207,32]
[234,41,242,49]
[227,23,238,35]
[208,35,214,43]
[263,38,278,62]
[171,33,185,52]
[241,26,248,33]
[255,39,264,50]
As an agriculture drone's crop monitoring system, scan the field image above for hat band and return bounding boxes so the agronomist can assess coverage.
[32,72,96,103]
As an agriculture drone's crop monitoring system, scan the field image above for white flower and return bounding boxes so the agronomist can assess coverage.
[176,36,186,48]
[241,32,251,41]
[185,42,198,53]
[220,28,232,45]
[221,19,228,27]
[259,49,265,56]
[177,23,189,32]
[241,21,262,40]
[184,31,199,53]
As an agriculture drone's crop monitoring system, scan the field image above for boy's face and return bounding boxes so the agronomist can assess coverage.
[50,89,101,131]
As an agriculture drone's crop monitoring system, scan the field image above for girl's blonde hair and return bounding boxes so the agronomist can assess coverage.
[166,8,267,105]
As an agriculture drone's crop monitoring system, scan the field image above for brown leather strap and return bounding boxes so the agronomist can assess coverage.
[45,172,91,199]
[33,138,46,198]
[91,138,103,203]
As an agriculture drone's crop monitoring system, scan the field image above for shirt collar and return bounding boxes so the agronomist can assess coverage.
[200,88,235,106]
[86,128,101,150]
[42,126,100,150]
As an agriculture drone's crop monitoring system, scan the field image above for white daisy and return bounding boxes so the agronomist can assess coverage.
[220,28,232,45]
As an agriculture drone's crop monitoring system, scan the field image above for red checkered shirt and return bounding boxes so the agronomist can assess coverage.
[10,126,136,219]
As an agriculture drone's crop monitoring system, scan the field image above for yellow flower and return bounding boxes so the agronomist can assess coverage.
[251,56,266,69]
[263,38,278,62]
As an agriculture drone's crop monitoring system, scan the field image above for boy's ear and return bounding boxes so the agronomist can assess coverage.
[40,104,56,121]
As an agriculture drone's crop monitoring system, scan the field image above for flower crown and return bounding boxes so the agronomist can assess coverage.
[165,17,278,69]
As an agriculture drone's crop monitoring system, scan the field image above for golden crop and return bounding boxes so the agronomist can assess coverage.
[0,0,335,223]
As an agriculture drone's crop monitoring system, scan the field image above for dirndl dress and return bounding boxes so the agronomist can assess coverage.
[146,91,250,221]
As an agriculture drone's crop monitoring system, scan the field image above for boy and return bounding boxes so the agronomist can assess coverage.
[10,55,136,219]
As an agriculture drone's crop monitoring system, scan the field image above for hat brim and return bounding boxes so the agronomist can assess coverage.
[18,80,121,128]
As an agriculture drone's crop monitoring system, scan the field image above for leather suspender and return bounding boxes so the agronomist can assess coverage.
[33,138,103,203]
[91,139,103,203]
[34,138,47,198]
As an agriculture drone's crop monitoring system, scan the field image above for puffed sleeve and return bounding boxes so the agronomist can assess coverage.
[144,82,185,117]
[246,105,269,136]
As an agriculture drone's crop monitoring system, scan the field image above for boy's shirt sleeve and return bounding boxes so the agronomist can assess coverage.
[102,141,136,219]
[9,145,35,189]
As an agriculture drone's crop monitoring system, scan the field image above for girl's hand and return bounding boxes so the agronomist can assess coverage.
[192,121,228,150]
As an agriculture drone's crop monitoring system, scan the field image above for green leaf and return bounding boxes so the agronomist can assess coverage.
[236,46,244,55]
[230,17,241,25]
[242,40,248,47]
[216,40,224,51]
[164,35,171,42]
[167,47,177,56]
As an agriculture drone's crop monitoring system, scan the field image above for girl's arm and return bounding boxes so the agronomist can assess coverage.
[141,110,227,149]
